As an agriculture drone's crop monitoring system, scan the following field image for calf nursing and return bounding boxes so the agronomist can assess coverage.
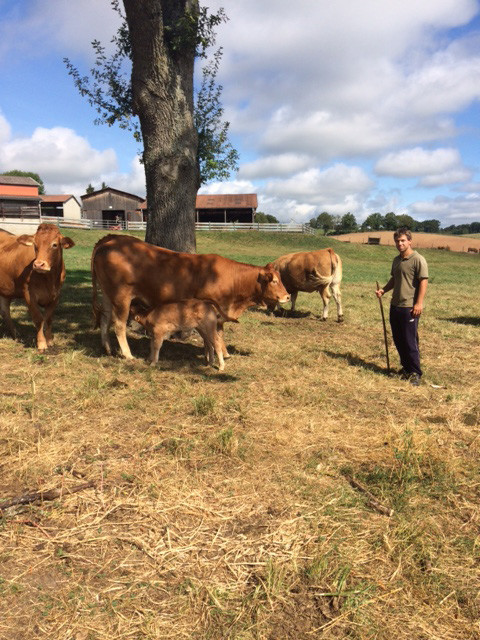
[130,300,227,370]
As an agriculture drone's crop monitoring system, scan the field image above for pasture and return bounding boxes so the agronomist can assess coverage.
[0,231,479,640]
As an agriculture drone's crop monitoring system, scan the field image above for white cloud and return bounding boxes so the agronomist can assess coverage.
[0,126,117,185]
[0,112,11,144]
[239,154,313,180]
[375,147,473,187]
[0,0,121,62]
[376,147,462,177]
[198,179,257,196]
[410,194,480,222]
[419,168,473,187]
[264,164,373,201]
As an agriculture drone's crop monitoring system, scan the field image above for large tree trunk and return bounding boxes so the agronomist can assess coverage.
[123,0,199,252]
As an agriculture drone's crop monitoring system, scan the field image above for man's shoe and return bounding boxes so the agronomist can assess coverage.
[398,368,408,379]
[409,373,420,386]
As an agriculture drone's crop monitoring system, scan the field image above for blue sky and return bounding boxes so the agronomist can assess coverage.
[1,0,480,226]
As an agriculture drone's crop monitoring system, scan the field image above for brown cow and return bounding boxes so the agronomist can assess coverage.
[91,234,290,359]
[0,224,75,350]
[130,300,228,370]
[266,248,343,321]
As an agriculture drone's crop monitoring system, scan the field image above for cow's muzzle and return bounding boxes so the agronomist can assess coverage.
[33,261,51,273]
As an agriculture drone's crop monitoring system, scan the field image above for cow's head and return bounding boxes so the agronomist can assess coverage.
[17,223,75,273]
[129,301,150,326]
[257,265,290,305]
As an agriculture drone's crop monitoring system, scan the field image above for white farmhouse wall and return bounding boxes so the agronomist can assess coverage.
[64,198,81,219]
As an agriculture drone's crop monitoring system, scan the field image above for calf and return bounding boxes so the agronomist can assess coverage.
[130,300,227,370]
[0,224,74,349]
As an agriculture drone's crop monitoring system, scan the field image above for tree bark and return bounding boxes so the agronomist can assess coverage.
[123,0,199,252]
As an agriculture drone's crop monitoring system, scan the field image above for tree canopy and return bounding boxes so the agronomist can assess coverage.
[255,211,279,224]
[64,2,238,251]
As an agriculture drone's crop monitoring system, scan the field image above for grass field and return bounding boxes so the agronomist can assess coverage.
[1,231,479,639]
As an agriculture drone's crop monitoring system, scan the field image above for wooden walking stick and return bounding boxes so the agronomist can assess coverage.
[376,281,390,374]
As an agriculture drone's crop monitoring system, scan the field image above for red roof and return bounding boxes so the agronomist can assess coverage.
[41,195,75,203]
[138,194,258,211]
[196,194,258,209]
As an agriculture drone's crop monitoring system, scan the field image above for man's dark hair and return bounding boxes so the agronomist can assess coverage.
[394,227,412,241]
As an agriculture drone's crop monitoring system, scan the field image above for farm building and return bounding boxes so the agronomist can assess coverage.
[138,193,258,224]
[81,188,145,226]
[40,195,82,219]
[195,194,257,223]
[0,175,42,219]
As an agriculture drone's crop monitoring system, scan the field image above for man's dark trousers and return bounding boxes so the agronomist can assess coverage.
[389,305,422,377]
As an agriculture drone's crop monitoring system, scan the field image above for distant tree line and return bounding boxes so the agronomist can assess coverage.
[309,211,480,235]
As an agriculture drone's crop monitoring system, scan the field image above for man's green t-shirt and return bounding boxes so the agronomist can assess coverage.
[390,250,428,307]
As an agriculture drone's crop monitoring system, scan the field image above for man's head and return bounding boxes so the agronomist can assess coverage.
[393,227,413,255]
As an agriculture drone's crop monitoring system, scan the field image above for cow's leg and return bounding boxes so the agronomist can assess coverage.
[290,291,298,312]
[0,296,16,339]
[331,282,344,322]
[24,293,48,350]
[149,329,164,364]
[319,286,331,321]
[213,332,225,371]
[22,286,48,350]
[100,296,113,355]
[42,298,59,347]
[198,328,215,366]
[216,318,230,359]
[111,301,134,359]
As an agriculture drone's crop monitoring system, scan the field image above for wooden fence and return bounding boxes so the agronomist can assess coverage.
[5,217,315,235]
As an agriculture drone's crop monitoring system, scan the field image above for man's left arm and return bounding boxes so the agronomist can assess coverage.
[412,277,428,317]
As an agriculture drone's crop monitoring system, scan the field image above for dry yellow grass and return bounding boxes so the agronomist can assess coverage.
[333,231,480,253]
[0,232,479,639]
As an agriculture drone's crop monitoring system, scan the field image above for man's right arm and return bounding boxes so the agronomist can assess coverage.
[376,277,394,298]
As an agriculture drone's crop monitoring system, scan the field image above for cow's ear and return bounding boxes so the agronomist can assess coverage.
[17,234,35,246]
[257,270,274,284]
[61,236,75,249]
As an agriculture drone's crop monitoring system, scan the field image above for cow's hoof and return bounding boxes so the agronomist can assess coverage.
[338,316,344,323]
[320,317,327,322]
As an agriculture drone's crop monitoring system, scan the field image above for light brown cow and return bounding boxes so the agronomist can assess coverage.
[130,300,229,370]
[92,234,290,359]
[0,224,75,350]
[266,248,343,321]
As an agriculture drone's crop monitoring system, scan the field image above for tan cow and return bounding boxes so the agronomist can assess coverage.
[0,224,75,349]
[91,234,290,359]
[266,248,343,321]
[130,299,229,370]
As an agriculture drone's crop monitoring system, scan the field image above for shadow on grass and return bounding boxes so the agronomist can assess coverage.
[323,350,390,375]
[71,329,241,379]
[445,316,480,327]
[252,306,312,319]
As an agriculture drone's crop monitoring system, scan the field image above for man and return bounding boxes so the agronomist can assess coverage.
[376,228,428,386]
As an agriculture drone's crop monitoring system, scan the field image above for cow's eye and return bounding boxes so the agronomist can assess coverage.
[52,242,58,248]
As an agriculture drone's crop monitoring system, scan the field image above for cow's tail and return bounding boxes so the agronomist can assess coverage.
[205,299,239,323]
[328,248,337,276]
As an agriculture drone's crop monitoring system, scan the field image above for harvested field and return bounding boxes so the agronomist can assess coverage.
[0,230,479,639]
[332,231,480,253]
